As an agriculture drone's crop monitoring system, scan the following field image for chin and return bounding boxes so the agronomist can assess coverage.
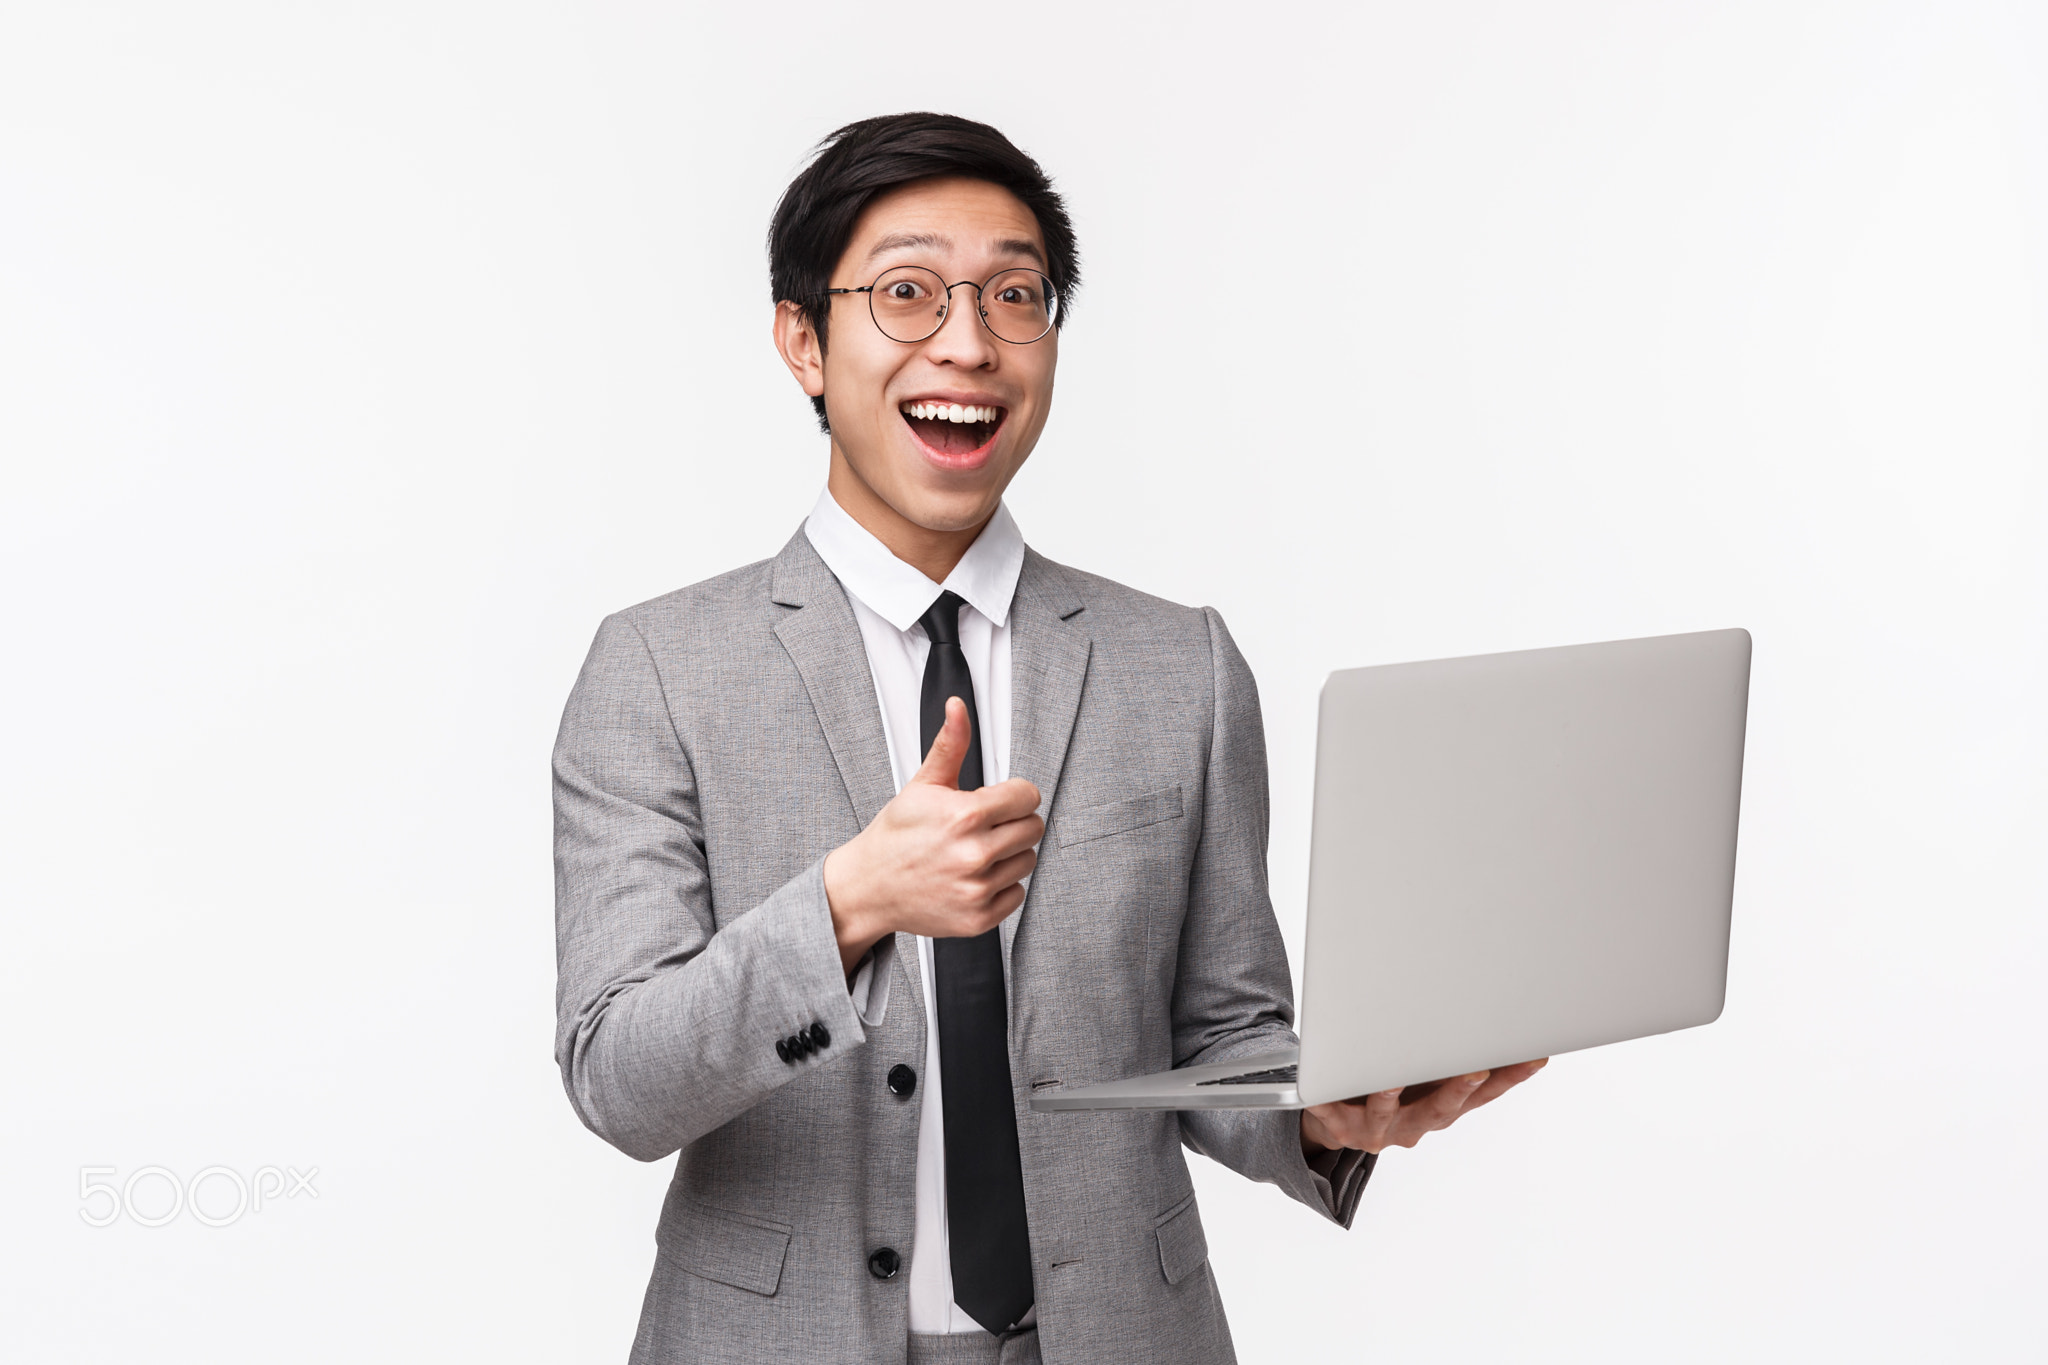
[894,482,1005,535]
[886,434,1017,529]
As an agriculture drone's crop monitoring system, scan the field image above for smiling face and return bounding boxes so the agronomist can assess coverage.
[774,176,1059,577]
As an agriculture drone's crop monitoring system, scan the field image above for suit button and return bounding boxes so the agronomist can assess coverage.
[808,1020,831,1049]
[775,1039,792,1064]
[867,1247,901,1280]
[887,1064,917,1098]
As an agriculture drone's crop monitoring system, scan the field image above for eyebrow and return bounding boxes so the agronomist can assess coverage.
[993,237,1048,267]
[865,231,950,261]
[864,231,1048,269]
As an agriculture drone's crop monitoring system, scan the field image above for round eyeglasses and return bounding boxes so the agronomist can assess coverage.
[822,265,1060,345]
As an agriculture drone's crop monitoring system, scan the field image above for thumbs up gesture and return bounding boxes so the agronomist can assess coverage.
[823,697,1045,974]
[907,692,983,792]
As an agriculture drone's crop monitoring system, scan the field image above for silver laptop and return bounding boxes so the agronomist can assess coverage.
[1031,627,1751,1112]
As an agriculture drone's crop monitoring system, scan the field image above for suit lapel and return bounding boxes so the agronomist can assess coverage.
[769,530,898,832]
[1002,549,1092,973]
[769,530,928,1016]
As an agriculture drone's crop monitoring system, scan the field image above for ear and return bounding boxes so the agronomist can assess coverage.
[772,300,827,399]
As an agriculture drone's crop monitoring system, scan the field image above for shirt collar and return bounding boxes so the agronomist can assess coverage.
[804,485,1025,633]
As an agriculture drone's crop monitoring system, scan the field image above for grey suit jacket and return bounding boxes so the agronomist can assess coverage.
[553,529,1372,1365]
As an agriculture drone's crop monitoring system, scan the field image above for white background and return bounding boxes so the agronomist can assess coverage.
[3,2,2043,1360]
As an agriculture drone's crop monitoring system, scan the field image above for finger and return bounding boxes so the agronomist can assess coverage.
[908,697,971,790]
[1397,1079,1447,1106]
[1463,1058,1547,1112]
[1348,1089,1404,1153]
[982,845,1038,892]
[928,877,1026,938]
[980,879,1028,929]
[1302,1101,1350,1152]
[1309,1090,1401,1152]
[1404,1071,1488,1137]
[969,777,1043,825]
[977,812,1047,864]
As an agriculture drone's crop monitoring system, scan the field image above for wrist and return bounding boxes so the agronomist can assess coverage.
[823,842,887,975]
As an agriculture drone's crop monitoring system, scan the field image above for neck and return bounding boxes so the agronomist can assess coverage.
[827,445,990,584]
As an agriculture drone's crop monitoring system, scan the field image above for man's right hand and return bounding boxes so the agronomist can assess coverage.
[822,696,1045,974]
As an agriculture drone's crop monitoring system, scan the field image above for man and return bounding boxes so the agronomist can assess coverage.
[553,112,1542,1365]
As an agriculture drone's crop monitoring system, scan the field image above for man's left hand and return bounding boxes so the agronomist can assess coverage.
[1300,1059,1548,1155]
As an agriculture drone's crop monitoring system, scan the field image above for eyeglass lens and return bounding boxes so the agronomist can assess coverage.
[868,266,1056,344]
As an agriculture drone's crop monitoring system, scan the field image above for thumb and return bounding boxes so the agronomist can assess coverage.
[909,696,970,789]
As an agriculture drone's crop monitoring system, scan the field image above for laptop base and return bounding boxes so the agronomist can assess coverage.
[1027,1048,1303,1111]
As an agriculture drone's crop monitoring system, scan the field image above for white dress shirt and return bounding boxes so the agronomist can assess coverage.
[803,486,1028,1335]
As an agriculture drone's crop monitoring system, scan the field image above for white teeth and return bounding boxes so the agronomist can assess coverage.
[902,402,1002,423]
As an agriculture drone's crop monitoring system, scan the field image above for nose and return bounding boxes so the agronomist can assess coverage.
[921,281,1001,368]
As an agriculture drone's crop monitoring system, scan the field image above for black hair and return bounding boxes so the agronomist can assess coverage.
[768,112,1081,433]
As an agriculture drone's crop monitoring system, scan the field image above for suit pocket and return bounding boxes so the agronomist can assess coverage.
[656,1199,792,1296]
[1057,785,1184,849]
[1153,1191,1210,1285]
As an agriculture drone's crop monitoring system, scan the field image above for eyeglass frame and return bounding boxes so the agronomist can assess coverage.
[818,265,1061,345]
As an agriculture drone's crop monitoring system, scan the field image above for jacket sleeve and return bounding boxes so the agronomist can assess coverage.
[1170,607,1375,1227]
[551,612,875,1162]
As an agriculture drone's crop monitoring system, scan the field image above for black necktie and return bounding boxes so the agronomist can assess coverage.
[918,590,1034,1335]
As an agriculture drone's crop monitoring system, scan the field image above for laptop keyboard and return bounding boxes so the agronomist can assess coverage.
[1194,1064,1299,1087]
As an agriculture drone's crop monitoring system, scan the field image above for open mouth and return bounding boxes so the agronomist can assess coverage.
[900,400,1006,461]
